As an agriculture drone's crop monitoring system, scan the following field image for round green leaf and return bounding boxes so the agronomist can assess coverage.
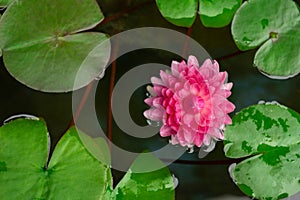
[155,0,198,27]
[224,104,300,199]
[199,0,242,28]
[254,23,300,79]
[0,0,110,92]
[232,0,299,51]
[0,118,112,199]
[231,0,300,78]
[112,153,175,200]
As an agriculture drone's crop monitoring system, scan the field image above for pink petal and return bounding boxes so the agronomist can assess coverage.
[167,115,176,126]
[208,85,216,95]
[224,90,232,98]
[171,61,181,76]
[166,88,173,97]
[166,106,174,114]
[153,85,164,95]
[169,97,176,106]
[201,59,213,69]
[197,125,209,133]
[219,72,227,83]
[143,108,163,121]
[162,99,168,107]
[174,82,183,91]
[187,55,199,67]
[178,88,190,98]
[194,133,204,147]
[182,113,193,125]
[168,76,178,88]
[144,97,155,106]
[212,60,220,71]
[178,61,187,71]
[161,88,167,96]
[224,115,232,124]
[198,83,210,97]
[160,70,171,86]
[151,77,164,85]
[152,97,164,107]
[170,135,179,145]
[208,128,222,139]
[190,83,200,95]
[223,82,233,90]
[183,129,194,144]
[203,134,211,146]
[226,101,235,113]
[160,125,174,137]
[176,132,185,146]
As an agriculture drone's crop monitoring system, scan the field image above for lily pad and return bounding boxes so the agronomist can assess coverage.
[0,0,110,92]
[112,153,175,200]
[199,0,242,28]
[224,104,300,199]
[0,117,175,199]
[254,23,300,79]
[0,118,112,199]
[155,0,198,27]
[77,131,111,166]
[231,0,300,79]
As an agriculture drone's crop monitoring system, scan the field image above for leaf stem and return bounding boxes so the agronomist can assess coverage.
[182,27,193,58]
[69,81,95,127]
[107,36,119,150]
[216,50,244,61]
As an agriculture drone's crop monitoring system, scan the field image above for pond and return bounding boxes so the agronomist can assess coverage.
[1,0,300,199]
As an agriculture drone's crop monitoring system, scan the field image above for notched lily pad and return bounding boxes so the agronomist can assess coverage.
[155,0,198,27]
[0,117,175,200]
[231,0,300,79]
[0,118,111,199]
[0,0,111,92]
[199,0,242,28]
[156,0,241,28]
[254,23,300,79]
[224,103,300,199]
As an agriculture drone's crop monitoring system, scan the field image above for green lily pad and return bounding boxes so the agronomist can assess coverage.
[0,117,175,199]
[0,118,112,199]
[0,0,110,92]
[199,0,242,28]
[231,0,300,78]
[155,0,198,27]
[224,103,300,199]
[254,23,300,79]
[77,132,111,166]
[112,153,175,200]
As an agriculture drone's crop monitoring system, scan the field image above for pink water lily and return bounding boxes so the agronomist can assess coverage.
[144,55,235,149]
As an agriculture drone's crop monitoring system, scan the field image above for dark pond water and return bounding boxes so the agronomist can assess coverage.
[1,0,300,199]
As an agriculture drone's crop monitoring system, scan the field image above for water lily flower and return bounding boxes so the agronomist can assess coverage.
[144,55,235,149]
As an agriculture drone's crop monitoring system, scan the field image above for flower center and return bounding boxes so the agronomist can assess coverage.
[182,95,204,113]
